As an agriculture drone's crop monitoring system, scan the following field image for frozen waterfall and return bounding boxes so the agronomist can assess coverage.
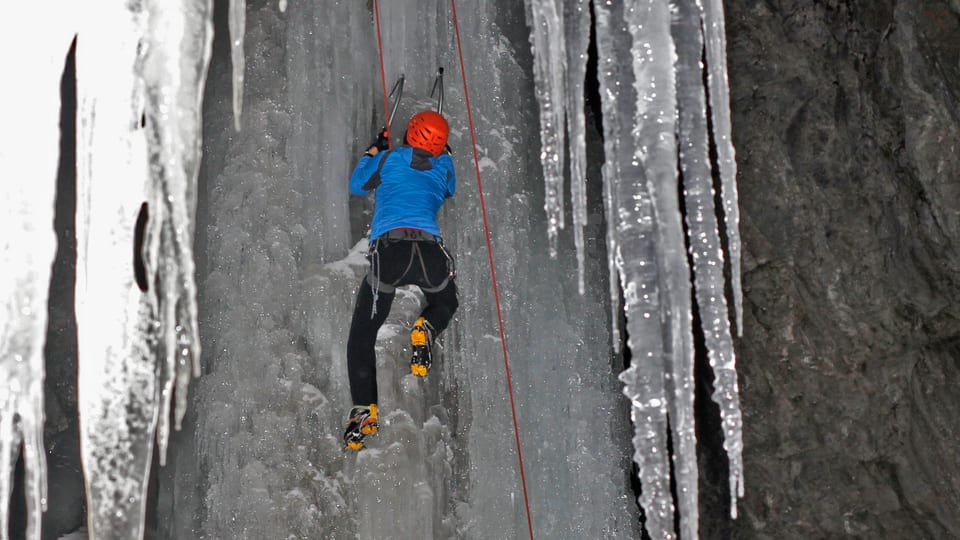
[2,0,743,539]
[525,0,744,536]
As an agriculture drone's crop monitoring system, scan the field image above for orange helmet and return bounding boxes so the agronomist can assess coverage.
[406,111,449,156]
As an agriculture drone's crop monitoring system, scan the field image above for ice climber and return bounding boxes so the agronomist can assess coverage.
[343,110,458,451]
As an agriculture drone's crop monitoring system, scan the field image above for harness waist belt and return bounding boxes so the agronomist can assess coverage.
[381,228,440,242]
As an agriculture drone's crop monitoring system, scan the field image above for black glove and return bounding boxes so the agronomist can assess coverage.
[369,129,390,152]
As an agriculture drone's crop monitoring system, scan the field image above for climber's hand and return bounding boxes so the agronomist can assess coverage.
[369,129,390,153]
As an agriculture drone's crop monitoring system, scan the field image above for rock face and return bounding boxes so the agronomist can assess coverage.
[717,1,960,538]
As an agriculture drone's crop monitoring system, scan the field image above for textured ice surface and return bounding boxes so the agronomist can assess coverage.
[0,4,73,537]
[163,1,638,538]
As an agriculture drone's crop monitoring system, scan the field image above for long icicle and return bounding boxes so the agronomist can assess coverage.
[702,0,742,336]
[525,0,567,258]
[565,0,591,294]
[671,0,715,534]
[700,0,746,516]
[229,0,246,131]
[595,1,676,536]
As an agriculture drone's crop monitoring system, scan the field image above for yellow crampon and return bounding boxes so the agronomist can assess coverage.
[344,404,379,451]
[410,317,433,377]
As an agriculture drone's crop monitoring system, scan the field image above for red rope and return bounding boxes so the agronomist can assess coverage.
[373,0,392,149]
[450,2,534,538]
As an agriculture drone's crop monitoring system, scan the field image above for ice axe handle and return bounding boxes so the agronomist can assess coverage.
[431,67,444,115]
[386,75,405,138]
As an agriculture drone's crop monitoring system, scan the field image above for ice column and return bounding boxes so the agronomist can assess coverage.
[0,5,73,538]
[76,4,157,535]
[594,1,678,537]
[75,1,211,537]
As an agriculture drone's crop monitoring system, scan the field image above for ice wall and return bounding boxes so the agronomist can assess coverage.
[162,0,638,538]
[3,0,742,537]
[158,1,377,537]
[439,3,638,537]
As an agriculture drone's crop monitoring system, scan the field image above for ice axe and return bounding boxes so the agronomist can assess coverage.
[431,67,444,115]
[431,67,452,154]
[372,74,404,151]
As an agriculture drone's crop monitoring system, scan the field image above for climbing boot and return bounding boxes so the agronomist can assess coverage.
[343,404,379,451]
[410,317,434,377]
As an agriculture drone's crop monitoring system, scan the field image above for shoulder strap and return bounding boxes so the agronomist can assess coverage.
[361,150,392,191]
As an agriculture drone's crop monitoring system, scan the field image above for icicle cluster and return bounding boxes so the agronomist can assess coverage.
[73,1,213,538]
[678,0,745,516]
[524,0,591,293]
[527,0,744,536]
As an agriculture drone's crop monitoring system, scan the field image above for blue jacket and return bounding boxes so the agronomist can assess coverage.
[349,146,456,240]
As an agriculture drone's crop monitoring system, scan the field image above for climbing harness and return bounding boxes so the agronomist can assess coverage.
[366,229,455,318]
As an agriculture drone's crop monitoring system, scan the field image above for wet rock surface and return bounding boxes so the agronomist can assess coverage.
[712,1,960,538]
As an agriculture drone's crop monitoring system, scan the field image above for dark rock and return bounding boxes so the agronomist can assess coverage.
[712,0,960,537]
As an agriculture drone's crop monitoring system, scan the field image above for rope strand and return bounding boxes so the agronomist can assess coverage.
[450,2,534,538]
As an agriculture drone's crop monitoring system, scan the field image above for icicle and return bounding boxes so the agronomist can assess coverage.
[76,3,157,537]
[0,5,72,537]
[141,0,212,461]
[75,1,211,537]
[229,0,246,131]
[625,1,696,538]
[700,0,745,515]
[525,0,592,287]
[595,1,676,537]
[564,0,590,294]
[525,0,567,258]
[671,0,719,535]
[702,0,742,337]
[602,159,622,353]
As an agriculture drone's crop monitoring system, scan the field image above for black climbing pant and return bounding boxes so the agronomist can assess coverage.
[346,234,458,406]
